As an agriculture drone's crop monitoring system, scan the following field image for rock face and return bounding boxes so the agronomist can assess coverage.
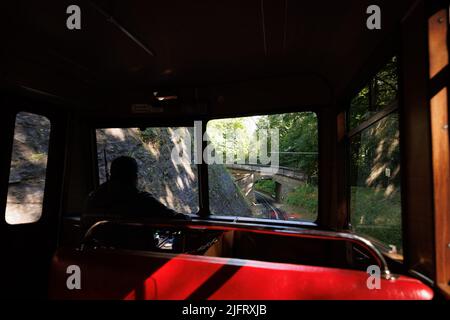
[96,127,252,216]
[208,164,253,216]
[6,112,51,224]
[9,113,50,184]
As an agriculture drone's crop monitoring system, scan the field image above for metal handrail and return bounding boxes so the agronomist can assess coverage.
[81,219,392,279]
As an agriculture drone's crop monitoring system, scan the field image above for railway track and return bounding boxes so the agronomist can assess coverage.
[254,191,288,220]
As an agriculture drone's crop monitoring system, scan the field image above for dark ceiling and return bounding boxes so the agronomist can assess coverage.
[1,0,416,110]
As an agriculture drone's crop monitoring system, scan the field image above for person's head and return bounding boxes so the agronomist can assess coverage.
[110,156,138,186]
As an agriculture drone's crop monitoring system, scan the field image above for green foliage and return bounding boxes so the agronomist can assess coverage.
[349,56,398,129]
[256,112,318,181]
[348,56,402,251]
[207,117,251,163]
[207,113,318,183]
[254,179,276,196]
[208,113,319,220]
[349,57,401,191]
[349,86,370,129]
[285,183,318,217]
[139,128,161,145]
[350,113,401,188]
[350,186,402,251]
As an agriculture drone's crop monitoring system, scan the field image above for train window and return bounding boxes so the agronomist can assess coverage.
[206,112,318,222]
[5,112,51,225]
[96,127,199,214]
[348,56,402,256]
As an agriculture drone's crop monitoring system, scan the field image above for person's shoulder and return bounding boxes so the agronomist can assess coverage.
[136,191,174,212]
[88,181,110,199]
[136,190,158,201]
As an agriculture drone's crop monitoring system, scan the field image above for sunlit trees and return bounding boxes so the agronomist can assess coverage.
[256,112,318,182]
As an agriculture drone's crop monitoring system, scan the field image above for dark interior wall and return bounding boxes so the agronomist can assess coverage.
[0,95,68,298]
[0,0,416,117]
[204,74,333,117]
[0,100,17,224]
[2,54,333,119]
[63,115,97,215]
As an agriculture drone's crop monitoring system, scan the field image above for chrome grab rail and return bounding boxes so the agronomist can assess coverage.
[81,219,392,279]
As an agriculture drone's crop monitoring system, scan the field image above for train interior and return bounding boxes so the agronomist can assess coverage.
[0,0,449,299]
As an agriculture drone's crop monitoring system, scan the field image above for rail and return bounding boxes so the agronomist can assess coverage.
[81,219,392,279]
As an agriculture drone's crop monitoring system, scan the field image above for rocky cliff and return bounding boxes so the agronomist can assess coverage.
[7,112,50,224]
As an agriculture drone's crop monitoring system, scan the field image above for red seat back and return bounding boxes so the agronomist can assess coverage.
[49,248,433,300]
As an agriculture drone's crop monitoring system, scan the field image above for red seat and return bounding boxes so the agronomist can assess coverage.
[49,248,433,300]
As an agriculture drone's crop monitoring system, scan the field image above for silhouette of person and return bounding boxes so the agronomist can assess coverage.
[83,156,189,227]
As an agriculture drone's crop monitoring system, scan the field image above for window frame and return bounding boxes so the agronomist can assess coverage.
[89,110,321,229]
[92,123,202,216]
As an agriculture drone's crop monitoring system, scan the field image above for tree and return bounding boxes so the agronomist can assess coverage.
[256,112,319,182]
[349,56,400,190]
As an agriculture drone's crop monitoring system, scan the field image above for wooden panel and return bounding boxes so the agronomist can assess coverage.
[428,6,450,298]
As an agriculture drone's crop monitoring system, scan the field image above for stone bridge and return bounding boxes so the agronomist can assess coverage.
[225,164,306,203]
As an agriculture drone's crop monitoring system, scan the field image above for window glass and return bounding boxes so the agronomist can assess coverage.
[349,113,402,254]
[348,56,402,256]
[6,112,51,224]
[349,56,398,129]
[96,127,199,214]
[207,112,318,222]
